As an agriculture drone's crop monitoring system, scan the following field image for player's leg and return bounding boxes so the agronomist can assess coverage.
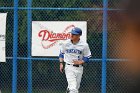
[65,65,78,93]
[76,67,83,92]
[65,71,78,93]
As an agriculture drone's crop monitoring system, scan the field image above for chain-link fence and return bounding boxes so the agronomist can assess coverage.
[0,0,129,93]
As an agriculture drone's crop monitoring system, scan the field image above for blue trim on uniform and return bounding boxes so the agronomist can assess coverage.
[82,57,89,63]
[87,55,92,58]
[59,53,64,58]
[59,51,64,58]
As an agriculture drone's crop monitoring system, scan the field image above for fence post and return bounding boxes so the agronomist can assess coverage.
[102,0,108,93]
[27,0,32,93]
[12,0,19,93]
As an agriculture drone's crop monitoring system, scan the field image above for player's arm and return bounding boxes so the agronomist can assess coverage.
[59,52,64,73]
[59,52,64,63]
[73,60,85,65]
[59,43,65,73]
[82,44,92,63]
[73,57,90,65]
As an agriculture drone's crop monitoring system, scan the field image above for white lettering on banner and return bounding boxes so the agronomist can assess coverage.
[0,13,7,62]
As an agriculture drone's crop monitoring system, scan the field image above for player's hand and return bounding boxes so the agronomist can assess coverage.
[73,60,84,65]
[60,63,64,73]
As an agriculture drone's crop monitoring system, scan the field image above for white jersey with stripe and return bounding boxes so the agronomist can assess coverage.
[60,39,91,64]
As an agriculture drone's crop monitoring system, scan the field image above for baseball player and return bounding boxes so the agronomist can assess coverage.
[59,27,91,93]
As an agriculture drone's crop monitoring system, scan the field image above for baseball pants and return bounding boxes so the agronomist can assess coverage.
[65,64,83,93]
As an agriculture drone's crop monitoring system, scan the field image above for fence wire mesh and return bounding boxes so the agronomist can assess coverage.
[107,62,129,93]
[32,0,102,8]
[32,61,101,93]
[0,0,130,93]
[0,0,13,7]
[0,60,12,93]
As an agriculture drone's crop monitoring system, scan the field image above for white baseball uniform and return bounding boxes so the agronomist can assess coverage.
[59,39,91,93]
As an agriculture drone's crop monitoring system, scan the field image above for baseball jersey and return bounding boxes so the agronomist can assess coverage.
[59,39,91,64]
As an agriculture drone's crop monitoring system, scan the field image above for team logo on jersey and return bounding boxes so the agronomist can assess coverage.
[66,49,82,54]
[38,25,75,49]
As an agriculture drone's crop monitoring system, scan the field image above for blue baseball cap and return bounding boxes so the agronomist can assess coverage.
[71,27,82,35]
